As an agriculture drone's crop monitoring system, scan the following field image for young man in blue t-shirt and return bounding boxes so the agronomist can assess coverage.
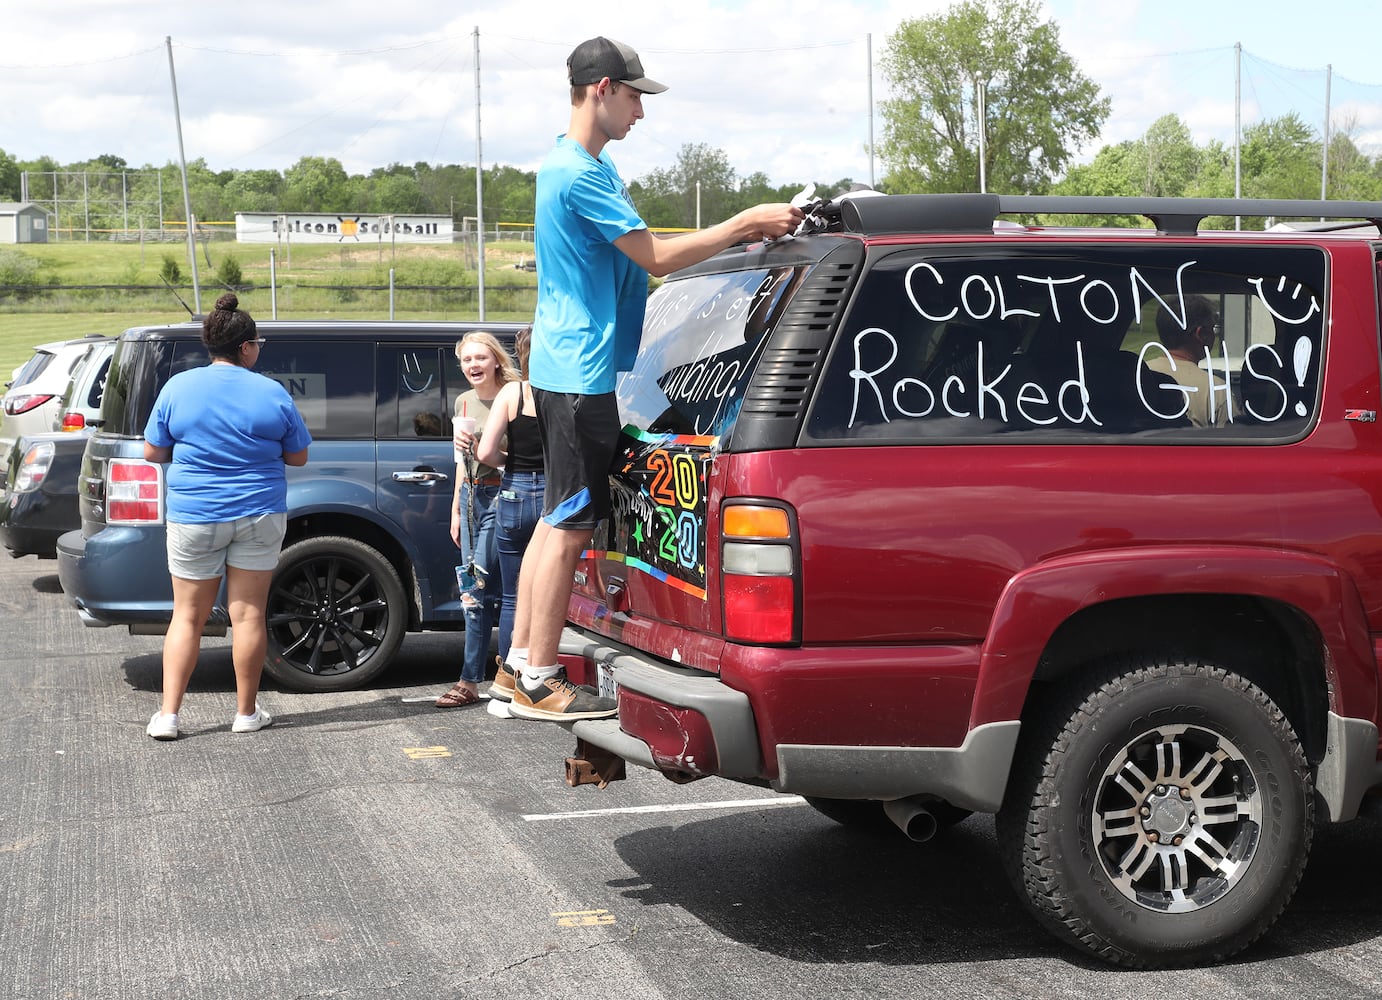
[504,36,803,721]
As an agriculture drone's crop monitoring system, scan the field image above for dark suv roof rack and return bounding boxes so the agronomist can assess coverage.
[838,193,1382,237]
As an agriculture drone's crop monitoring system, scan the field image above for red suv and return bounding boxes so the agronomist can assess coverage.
[552,193,1382,967]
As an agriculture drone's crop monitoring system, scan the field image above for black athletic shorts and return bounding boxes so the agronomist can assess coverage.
[532,388,620,531]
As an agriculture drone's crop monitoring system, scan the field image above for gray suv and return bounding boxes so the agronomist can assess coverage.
[56,319,520,691]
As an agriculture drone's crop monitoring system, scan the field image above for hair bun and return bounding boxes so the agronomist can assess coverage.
[215,292,239,312]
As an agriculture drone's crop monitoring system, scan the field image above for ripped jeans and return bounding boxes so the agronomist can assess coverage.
[458,480,500,684]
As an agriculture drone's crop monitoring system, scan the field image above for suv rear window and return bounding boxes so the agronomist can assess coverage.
[620,264,810,438]
[10,350,55,388]
[807,244,1327,442]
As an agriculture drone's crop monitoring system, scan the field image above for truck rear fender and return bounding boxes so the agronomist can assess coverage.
[969,544,1375,742]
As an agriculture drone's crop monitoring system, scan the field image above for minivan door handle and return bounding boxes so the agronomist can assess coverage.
[392,470,449,484]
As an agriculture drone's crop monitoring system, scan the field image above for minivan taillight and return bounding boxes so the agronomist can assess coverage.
[721,502,799,644]
[106,459,164,524]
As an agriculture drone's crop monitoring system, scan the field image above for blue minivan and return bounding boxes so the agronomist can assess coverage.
[56,319,520,692]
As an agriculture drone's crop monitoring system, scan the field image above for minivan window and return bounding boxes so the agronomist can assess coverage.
[100,337,374,438]
[256,341,373,438]
[380,345,455,439]
[807,244,1327,442]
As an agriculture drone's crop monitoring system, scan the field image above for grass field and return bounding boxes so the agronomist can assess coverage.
[0,238,539,378]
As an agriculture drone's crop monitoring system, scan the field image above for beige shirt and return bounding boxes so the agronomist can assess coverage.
[455,389,504,479]
[1145,354,1234,427]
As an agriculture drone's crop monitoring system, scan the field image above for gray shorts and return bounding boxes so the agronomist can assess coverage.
[166,513,288,579]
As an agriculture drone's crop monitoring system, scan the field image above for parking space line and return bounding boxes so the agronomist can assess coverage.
[522,795,806,822]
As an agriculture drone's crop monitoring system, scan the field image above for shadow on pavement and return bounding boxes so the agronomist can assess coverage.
[31,572,63,594]
[610,803,1382,969]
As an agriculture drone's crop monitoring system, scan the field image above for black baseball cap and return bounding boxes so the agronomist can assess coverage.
[567,37,667,94]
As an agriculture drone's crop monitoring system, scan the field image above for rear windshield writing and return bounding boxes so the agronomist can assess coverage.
[809,246,1326,440]
[603,265,806,600]
[620,265,805,438]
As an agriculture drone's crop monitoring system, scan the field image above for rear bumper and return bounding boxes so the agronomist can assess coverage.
[56,526,186,627]
[1,488,75,558]
[560,626,1020,812]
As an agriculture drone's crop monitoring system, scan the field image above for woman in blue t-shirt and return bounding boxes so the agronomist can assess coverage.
[142,293,312,741]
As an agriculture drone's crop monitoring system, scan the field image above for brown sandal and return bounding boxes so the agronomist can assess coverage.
[435,683,480,708]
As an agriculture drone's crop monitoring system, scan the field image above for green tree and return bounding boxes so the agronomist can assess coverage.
[637,143,738,229]
[373,173,427,213]
[486,164,536,227]
[879,0,1110,194]
[0,148,22,201]
[222,169,285,212]
[282,156,350,212]
[1325,118,1382,201]
[1240,112,1319,201]
[1139,114,1200,197]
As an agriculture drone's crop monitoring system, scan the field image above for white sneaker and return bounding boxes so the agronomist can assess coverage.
[231,705,273,733]
[146,711,179,741]
[486,697,513,719]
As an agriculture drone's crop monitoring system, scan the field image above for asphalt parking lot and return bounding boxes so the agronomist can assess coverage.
[4,552,1382,999]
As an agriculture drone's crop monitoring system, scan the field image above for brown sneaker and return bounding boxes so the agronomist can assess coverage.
[509,668,617,721]
[488,657,516,702]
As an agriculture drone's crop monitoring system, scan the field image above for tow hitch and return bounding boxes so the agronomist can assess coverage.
[564,739,627,788]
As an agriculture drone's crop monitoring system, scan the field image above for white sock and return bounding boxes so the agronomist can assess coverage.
[520,664,561,688]
[506,647,529,671]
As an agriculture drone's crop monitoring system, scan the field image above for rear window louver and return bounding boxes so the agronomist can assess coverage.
[730,256,860,452]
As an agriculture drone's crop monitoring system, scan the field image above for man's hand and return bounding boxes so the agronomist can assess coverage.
[733,202,805,243]
[617,201,806,277]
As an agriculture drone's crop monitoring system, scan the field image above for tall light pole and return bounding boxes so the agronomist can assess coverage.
[166,36,201,314]
[473,26,485,319]
[975,76,987,194]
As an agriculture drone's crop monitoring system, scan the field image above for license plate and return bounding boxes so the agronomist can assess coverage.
[597,662,619,702]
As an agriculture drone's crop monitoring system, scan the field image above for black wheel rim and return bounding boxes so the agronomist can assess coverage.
[266,552,392,677]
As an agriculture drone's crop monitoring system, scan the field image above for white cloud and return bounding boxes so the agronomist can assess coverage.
[2,0,1379,187]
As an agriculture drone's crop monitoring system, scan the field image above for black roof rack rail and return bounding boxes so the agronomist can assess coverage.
[837,193,1382,237]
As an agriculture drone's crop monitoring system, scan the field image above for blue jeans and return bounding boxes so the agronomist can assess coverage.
[459,480,500,684]
[495,470,545,663]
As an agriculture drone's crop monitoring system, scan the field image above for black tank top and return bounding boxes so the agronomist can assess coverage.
[507,384,544,473]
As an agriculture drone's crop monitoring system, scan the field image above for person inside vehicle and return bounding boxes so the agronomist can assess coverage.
[1146,294,1234,427]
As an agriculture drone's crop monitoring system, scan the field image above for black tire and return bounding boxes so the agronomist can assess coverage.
[263,535,408,693]
[996,657,1313,968]
[805,796,973,836]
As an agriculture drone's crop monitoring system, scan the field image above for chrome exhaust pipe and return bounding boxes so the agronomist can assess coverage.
[883,797,940,842]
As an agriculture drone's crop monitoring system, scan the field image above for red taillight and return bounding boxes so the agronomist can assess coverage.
[59,411,86,432]
[4,392,55,415]
[13,441,55,493]
[721,502,798,644]
[724,576,796,643]
[106,460,163,524]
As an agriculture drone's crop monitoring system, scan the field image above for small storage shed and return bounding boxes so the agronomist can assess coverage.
[0,203,50,244]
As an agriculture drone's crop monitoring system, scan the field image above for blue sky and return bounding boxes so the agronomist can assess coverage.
[1,0,1377,191]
